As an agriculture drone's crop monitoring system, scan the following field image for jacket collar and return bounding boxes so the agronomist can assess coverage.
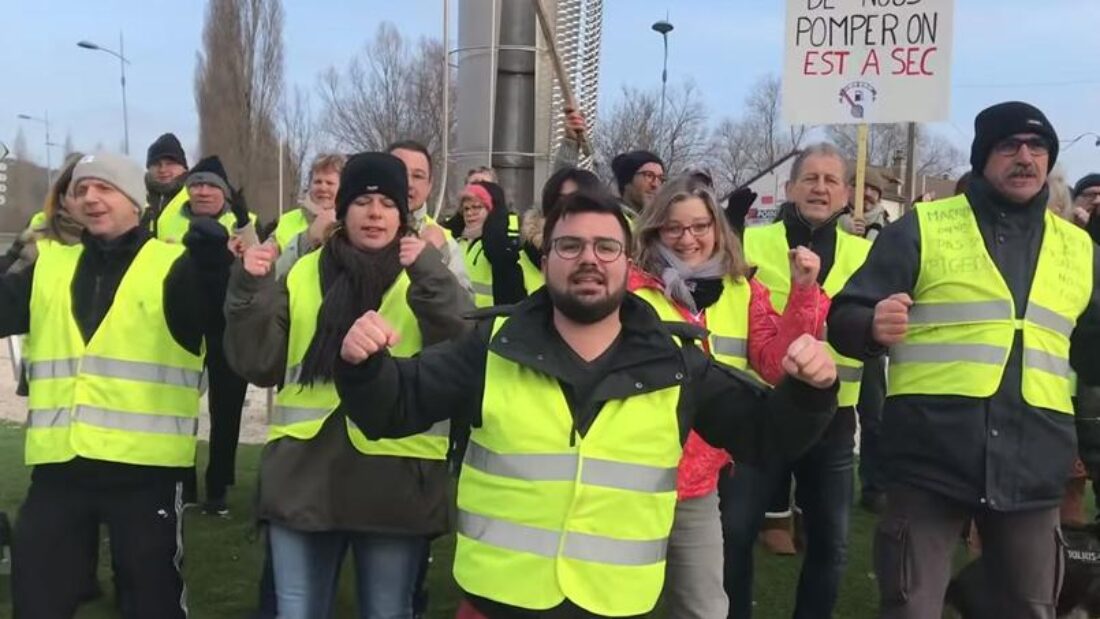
[81,225,150,259]
[965,176,1049,228]
[488,288,692,396]
[780,202,842,249]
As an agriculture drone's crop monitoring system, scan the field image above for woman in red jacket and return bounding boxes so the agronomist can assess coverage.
[629,176,827,618]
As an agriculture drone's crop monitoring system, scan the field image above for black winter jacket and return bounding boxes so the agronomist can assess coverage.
[828,178,1100,511]
[336,289,838,617]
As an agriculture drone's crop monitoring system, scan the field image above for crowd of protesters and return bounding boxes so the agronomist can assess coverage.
[1,97,1100,619]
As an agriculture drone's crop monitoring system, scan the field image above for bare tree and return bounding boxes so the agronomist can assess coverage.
[826,123,966,179]
[593,80,710,181]
[708,119,756,196]
[738,75,807,176]
[319,22,450,161]
[280,85,314,201]
[194,0,286,223]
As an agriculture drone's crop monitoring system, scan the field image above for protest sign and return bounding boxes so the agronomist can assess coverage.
[782,0,955,125]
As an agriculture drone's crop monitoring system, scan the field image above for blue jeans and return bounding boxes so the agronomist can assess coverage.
[268,523,427,619]
[719,415,855,619]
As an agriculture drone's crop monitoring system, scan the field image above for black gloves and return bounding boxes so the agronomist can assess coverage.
[229,186,251,229]
[183,217,234,269]
[725,187,758,234]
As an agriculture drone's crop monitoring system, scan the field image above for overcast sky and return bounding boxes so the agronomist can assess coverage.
[4,0,1100,180]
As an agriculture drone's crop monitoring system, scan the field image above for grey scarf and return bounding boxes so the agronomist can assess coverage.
[654,244,725,314]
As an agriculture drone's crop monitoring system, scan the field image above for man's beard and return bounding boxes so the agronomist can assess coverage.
[547,271,626,324]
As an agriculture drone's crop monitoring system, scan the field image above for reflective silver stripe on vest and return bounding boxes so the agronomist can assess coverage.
[27,407,69,428]
[459,509,561,557]
[907,300,1013,325]
[73,405,197,436]
[582,458,678,493]
[890,343,1007,366]
[1024,348,1071,377]
[711,336,747,359]
[562,530,668,566]
[464,441,676,492]
[1025,303,1075,338]
[465,442,577,481]
[836,365,864,383]
[284,364,302,385]
[458,509,667,566]
[271,405,330,426]
[471,282,494,297]
[27,358,80,380]
[82,356,202,389]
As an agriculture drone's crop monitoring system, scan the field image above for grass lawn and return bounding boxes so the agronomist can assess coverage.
[0,421,887,618]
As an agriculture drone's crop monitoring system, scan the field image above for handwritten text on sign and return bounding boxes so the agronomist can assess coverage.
[782,0,954,125]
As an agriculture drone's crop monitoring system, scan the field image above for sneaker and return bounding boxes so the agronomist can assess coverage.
[201,497,229,517]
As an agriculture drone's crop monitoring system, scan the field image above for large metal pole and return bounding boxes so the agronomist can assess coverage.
[493,0,537,208]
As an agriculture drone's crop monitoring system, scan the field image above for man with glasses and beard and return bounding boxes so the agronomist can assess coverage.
[829,101,1100,618]
[332,191,838,619]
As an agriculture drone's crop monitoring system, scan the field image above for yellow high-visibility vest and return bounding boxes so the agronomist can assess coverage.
[273,208,311,252]
[889,195,1093,414]
[633,277,751,371]
[25,241,203,467]
[156,200,257,244]
[454,317,682,616]
[744,221,870,406]
[271,250,449,459]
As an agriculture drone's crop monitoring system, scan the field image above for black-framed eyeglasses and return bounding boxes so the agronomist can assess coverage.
[550,236,625,262]
[635,170,666,184]
[660,220,714,240]
[993,136,1050,157]
[1077,190,1100,202]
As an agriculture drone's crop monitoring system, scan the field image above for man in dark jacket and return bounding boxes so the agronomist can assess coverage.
[828,101,1100,619]
[143,133,189,233]
[0,151,231,617]
[733,143,871,619]
[334,191,839,619]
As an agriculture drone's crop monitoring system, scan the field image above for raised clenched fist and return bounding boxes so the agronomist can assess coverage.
[340,311,401,365]
[780,333,837,389]
[243,242,279,278]
[788,246,821,289]
[420,224,446,250]
[872,293,913,347]
[399,235,427,267]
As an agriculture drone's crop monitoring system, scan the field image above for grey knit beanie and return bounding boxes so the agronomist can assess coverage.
[71,152,146,211]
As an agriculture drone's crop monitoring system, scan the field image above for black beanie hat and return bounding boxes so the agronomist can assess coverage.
[611,150,664,193]
[336,152,409,222]
[1073,174,1100,199]
[146,133,188,169]
[970,101,1059,174]
[186,156,232,196]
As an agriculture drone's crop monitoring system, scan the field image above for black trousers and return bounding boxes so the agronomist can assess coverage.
[204,347,249,500]
[12,478,187,619]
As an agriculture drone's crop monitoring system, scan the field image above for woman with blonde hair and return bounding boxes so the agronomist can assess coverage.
[629,177,828,618]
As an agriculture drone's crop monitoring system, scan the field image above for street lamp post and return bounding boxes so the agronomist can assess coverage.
[651,18,674,131]
[78,32,130,155]
[16,112,55,185]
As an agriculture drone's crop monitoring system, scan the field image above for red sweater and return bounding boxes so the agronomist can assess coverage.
[627,267,828,500]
